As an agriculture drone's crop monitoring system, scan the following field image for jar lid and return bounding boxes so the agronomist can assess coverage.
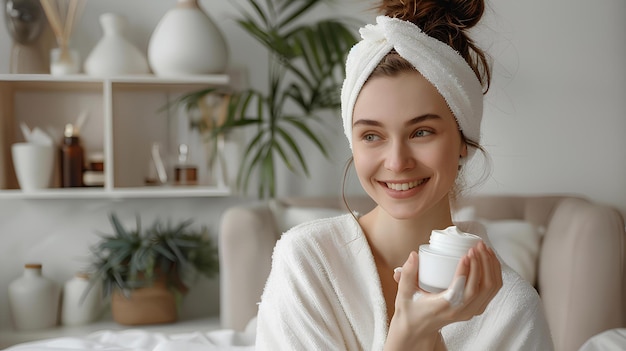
[24,263,42,269]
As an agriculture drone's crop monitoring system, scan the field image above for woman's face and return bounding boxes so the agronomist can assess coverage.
[352,70,467,220]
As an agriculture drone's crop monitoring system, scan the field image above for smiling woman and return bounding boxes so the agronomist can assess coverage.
[255,0,554,350]
[352,71,465,221]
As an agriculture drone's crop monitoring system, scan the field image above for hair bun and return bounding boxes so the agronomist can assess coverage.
[377,0,485,30]
[376,0,491,93]
[439,0,484,28]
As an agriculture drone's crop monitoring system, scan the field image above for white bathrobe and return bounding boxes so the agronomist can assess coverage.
[256,214,554,350]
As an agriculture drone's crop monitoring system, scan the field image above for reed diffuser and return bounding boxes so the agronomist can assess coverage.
[40,0,84,75]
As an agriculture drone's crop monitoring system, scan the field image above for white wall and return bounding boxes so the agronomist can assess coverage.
[475,0,626,215]
[0,0,624,330]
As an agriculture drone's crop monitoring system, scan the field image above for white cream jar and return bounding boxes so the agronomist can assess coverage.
[418,226,482,293]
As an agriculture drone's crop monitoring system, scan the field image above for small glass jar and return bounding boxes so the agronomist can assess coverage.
[50,47,80,75]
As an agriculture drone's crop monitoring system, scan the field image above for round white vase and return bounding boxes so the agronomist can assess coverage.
[84,13,149,76]
[61,272,102,326]
[8,263,60,331]
[148,0,229,76]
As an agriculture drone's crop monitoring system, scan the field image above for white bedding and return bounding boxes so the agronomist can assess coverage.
[4,323,256,351]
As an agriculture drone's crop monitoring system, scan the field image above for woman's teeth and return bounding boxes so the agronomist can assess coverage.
[385,178,428,191]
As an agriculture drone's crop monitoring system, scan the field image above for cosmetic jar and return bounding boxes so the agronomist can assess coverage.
[418,226,482,293]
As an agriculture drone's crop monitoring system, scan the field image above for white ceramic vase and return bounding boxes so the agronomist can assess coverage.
[148,0,229,76]
[84,13,149,76]
[61,272,102,326]
[8,263,60,331]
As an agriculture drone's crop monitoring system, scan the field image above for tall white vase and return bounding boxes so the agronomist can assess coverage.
[148,0,229,76]
[8,263,60,331]
[84,13,150,76]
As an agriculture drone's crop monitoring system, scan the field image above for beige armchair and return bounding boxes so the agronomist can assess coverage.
[219,195,626,351]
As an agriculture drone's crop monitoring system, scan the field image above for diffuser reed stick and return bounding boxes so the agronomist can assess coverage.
[39,0,84,68]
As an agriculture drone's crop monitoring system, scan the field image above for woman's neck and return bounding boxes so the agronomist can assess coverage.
[360,197,454,269]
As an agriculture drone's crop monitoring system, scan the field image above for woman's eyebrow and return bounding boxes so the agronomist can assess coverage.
[406,114,441,126]
[353,114,440,127]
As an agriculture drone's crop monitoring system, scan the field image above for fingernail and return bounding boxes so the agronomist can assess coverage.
[393,267,402,274]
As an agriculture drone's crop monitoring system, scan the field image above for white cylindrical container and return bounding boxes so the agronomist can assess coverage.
[148,0,229,76]
[11,142,55,191]
[418,226,482,293]
[61,272,102,326]
[8,263,60,331]
[84,13,150,76]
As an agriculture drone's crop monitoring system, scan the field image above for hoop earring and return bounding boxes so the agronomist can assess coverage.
[458,155,466,171]
[341,157,358,222]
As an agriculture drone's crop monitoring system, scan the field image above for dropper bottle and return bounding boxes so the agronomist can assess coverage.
[174,143,197,185]
[60,123,84,187]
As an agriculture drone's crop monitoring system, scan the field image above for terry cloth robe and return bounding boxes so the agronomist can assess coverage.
[256,214,554,351]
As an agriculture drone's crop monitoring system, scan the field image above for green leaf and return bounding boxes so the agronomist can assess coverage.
[283,116,329,158]
[277,0,320,29]
[276,127,309,175]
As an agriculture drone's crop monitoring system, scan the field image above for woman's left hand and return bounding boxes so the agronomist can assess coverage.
[386,241,503,350]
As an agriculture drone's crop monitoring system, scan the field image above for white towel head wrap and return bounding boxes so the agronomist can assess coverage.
[341,15,484,158]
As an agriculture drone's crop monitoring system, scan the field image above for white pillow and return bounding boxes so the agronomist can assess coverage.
[452,206,543,286]
[482,219,543,286]
[269,200,346,233]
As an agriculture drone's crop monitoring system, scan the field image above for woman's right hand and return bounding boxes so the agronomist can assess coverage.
[384,241,502,351]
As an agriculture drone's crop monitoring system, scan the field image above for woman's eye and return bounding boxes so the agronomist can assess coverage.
[363,134,381,142]
[413,129,433,138]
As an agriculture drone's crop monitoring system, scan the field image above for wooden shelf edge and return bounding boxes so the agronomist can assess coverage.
[0,73,230,85]
[0,186,231,200]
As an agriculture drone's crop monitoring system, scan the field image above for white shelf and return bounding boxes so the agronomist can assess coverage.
[0,73,230,85]
[0,316,221,349]
[0,186,231,200]
[0,74,234,199]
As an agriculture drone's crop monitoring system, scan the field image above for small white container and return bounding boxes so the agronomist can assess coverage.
[8,263,60,331]
[419,226,482,293]
[50,47,80,75]
[11,143,55,191]
[61,272,102,326]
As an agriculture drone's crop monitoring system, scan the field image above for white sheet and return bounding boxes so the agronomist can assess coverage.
[578,328,626,351]
[4,324,256,351]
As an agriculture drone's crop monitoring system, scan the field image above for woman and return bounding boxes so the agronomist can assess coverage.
[256,0,554,350]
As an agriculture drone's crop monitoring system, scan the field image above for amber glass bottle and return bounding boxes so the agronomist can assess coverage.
[60,123,84,187]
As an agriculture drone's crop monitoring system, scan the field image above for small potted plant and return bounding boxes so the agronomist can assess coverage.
[87,213,219,325]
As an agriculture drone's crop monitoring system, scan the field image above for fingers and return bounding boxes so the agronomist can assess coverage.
[396,251,419,298]
[463,245,483,301]
[457,241,503,316]
[475,242,502,313]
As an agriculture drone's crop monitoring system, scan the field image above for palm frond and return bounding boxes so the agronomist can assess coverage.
[172,0,360,197]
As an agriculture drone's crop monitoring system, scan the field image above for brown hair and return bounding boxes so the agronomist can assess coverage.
[372,0,491,92]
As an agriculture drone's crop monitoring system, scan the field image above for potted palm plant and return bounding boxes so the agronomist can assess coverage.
[87,213,219,325]
[176,0,359,198]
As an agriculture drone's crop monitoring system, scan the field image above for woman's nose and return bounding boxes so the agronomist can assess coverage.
[384,140,415,172]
